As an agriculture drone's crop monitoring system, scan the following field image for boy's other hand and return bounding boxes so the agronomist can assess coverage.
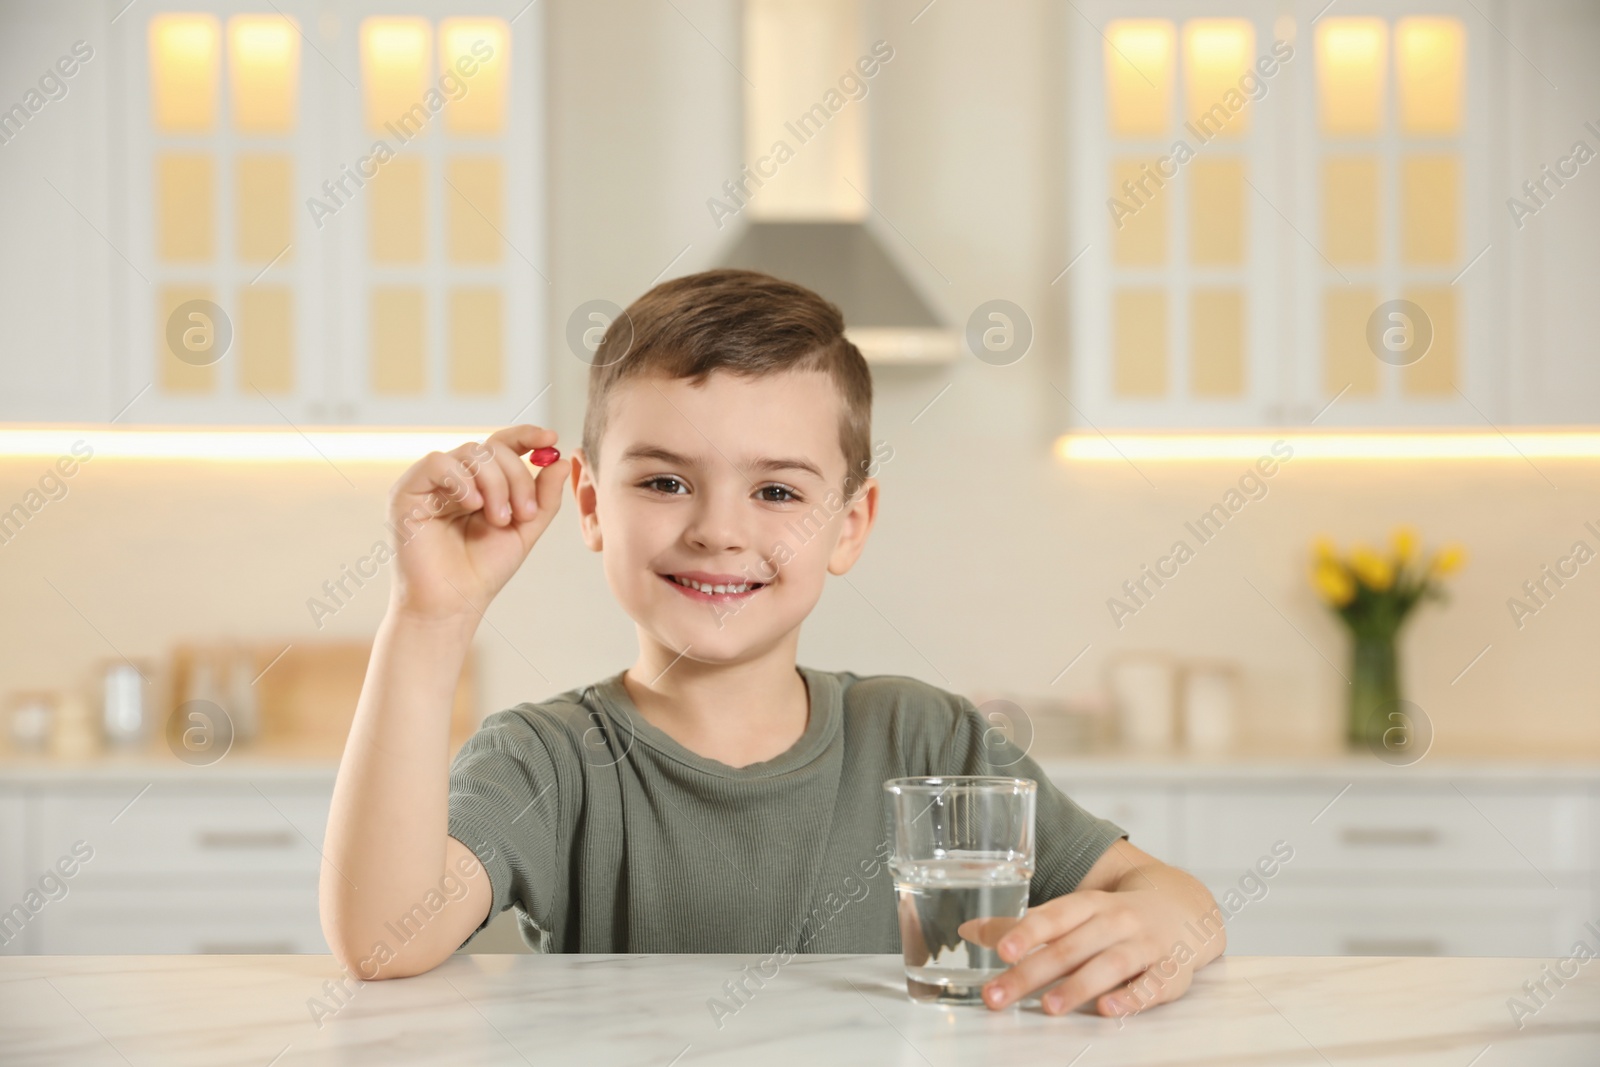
[387,425,570,626]
[957,885,1194,1018]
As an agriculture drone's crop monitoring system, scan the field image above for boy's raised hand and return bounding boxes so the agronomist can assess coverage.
[387,425,570,625]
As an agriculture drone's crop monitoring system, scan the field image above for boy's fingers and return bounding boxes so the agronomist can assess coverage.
[1037,941,1153,1017]
[533,456,568,514]
[484,439,539,521]
[956,914,1024,948]
[453,440,511,526]
[992,892,1104,963]
[514,457,569,547]
[983,913,1124,1008]
[487,423,558,456]
[1096,962,1191,1018]
[404,451,483,518]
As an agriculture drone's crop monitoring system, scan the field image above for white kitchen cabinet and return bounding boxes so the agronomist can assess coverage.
[0,0,548,428]
[1503,0,1600,424]
[37,883,325,955]
[2,767,533,956]
[7,759,1599,957]
[1064,0,1598,430]
[9,773,333,955]
[0,6,117,423]
[1064,784,1179,865]
[33,782,329,878]
[1043,760,1599,957]
[1183,782,1592,880]
[1213,884,1595,957]
[0,788,26,955]
[111,0,547,428]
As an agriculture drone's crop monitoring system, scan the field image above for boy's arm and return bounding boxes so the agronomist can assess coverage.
[319,426,570,979]
[320,610,494,979]
[961,838,1226,1017]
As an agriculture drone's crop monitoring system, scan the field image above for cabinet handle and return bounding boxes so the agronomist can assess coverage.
[196,830,296,850]
[1339,827,1440,847]
[1342,937,1443,956]
[197,941,296,954]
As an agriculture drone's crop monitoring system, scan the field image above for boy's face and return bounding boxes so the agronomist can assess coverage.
[572,368,877,666]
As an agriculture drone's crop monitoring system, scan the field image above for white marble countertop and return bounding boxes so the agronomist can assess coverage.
[2,953,1596,1065]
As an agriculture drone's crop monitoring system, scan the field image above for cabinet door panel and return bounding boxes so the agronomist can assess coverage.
[33,783,331,879]
[1207,883,1594,957]
[0,789,28,954]
[1056,784,1177,863]
[1183,783,1591,878]
[34,883,325,954]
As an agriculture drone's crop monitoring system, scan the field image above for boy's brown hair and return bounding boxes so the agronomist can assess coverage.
[581,269,874,498]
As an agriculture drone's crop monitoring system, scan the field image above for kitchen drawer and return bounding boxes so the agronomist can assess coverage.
[1213,884,1595,957]
[33,783,332,878]
[0,788,26,955]
[1057,784,1176,863]
[33,883,326,954]
[1182,783,1592,877]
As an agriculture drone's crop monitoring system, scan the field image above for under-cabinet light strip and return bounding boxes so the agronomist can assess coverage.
[1056,431,1600,461]
[0,427,502,462]
[4,427,1600,463]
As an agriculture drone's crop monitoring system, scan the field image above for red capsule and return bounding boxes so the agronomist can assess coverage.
[529,446,561,467]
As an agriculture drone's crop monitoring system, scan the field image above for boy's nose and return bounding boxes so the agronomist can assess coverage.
[682,491,748,553]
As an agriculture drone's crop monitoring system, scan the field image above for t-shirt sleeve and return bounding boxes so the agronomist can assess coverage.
[942,700,1129,905]
[446,706,567,947]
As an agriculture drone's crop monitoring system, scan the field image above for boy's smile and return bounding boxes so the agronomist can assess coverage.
[659,570,767,601]
[573,367,877,668]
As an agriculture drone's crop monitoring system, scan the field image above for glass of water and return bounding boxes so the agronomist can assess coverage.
[884,775,1037,1004]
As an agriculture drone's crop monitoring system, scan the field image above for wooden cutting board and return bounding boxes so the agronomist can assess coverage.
[168,641,477,758]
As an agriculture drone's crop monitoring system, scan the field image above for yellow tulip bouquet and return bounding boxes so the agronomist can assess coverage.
[1310,526,1466,749]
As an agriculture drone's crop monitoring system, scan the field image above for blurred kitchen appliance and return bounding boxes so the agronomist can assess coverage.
[51,691,99,758]
[1180,661,1240,753]
[5,691,55,751]
[100,662,153,746]
[966,690,1116,755]
[1106,652,1178,750]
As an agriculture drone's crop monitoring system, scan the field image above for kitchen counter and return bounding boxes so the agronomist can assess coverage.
[0,751,338,783]
[1035,749,1600,783]
[6,739,1600,782]
[2,952,1597,1065]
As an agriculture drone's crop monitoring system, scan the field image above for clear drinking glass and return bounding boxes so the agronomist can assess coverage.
[884,775,1037,1004]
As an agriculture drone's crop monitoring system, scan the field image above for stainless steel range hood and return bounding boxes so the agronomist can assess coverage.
[717,0,957,363]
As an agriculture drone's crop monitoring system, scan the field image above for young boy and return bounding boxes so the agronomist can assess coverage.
[320,269,1224,1017]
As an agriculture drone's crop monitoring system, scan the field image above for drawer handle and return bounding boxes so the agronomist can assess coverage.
[196,830,297,850]
[1343,937,1443,956]
[198,941,296,954]
[1339,827,1440,847]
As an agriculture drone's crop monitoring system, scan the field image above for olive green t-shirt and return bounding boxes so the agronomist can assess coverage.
[446,665,1127,954]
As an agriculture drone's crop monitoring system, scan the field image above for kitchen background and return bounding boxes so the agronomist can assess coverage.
[1,0,1598,958]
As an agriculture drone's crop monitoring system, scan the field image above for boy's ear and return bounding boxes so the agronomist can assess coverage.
[826,477,879,576]
[570,447,603,552]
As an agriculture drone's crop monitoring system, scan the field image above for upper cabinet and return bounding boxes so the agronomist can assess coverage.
[106,1,545,426]
[1065,0,1579,430]
[2,1,1592,431]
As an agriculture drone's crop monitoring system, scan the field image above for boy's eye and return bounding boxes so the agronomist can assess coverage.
[758,484,799,503]
[641,476,688,495]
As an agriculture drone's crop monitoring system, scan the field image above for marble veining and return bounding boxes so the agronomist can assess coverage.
[3,952,1598,1065]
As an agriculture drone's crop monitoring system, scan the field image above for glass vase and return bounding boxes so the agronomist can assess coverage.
[1347,630,1401,749]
